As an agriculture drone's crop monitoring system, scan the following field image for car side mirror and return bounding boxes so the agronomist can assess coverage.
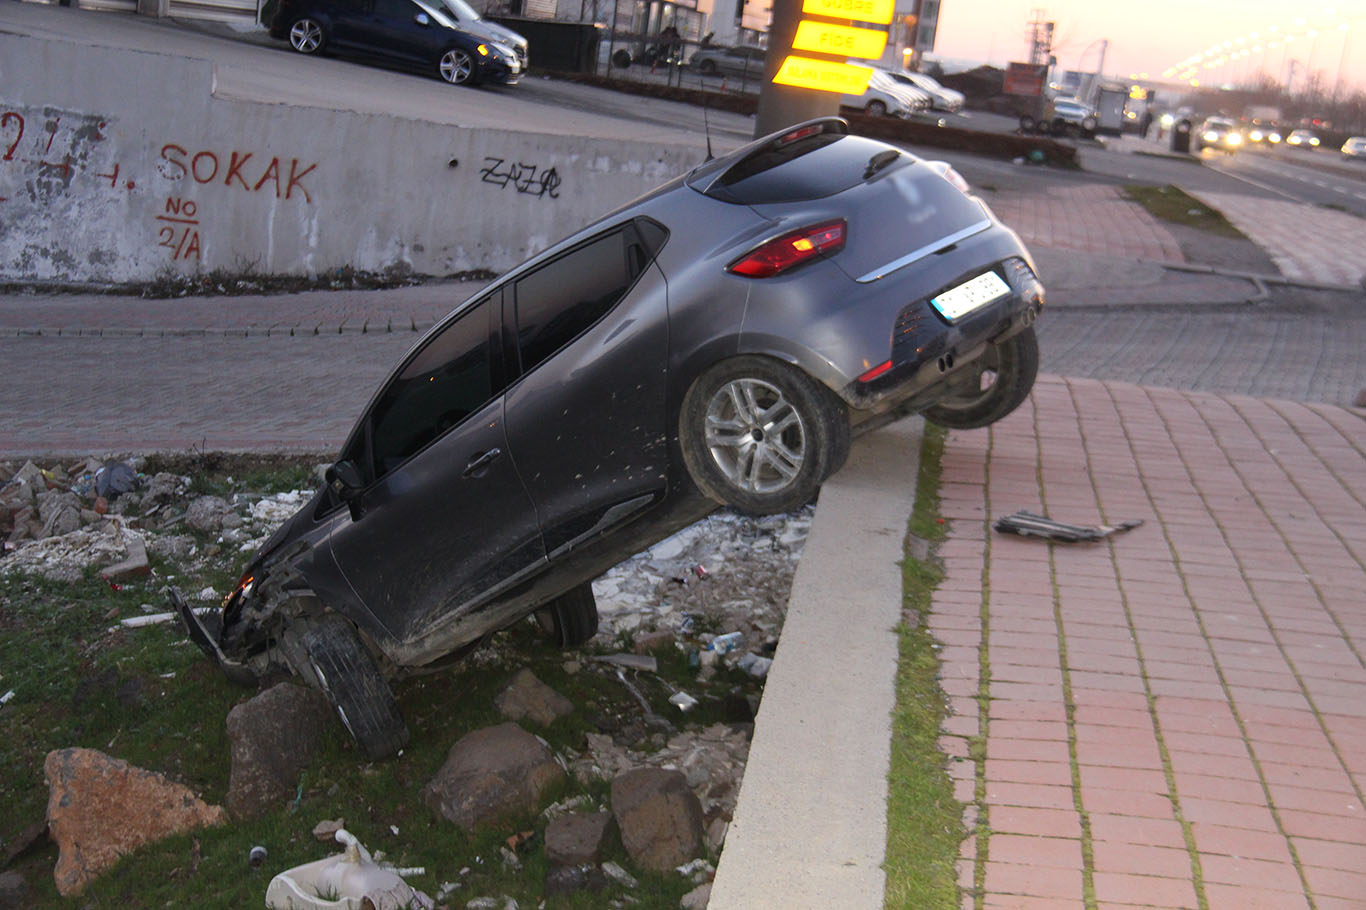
[415,12,429,25]
[326,460,366,503]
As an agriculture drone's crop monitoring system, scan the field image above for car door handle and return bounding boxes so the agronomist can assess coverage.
[462,448,502,478]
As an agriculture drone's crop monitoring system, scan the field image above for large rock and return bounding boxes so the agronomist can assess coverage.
[494,668,574,727]
[610,768,705,872]
[545,811,614,866]
[44,748,226,896]
[421,723,564,831]
[225,682,333,820]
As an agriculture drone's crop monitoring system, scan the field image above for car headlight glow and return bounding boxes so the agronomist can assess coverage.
[1226,133,1242,146]
[1203,130,1219,142]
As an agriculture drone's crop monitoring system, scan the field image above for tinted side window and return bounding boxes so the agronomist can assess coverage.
[513,228,638,374]
[368,298,494,476]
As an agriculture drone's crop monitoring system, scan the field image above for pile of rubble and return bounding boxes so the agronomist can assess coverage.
[0,457,313,589]
[0,456,813,909]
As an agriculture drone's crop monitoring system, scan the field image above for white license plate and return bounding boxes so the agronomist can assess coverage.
[931,271,1010,320]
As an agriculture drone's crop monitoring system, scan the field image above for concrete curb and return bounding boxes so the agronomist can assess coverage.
[710,418,923,908]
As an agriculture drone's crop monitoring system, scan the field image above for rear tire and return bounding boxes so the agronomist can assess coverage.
[535,583,599,648]
[300,616,409,760]
[923,326,1039,430]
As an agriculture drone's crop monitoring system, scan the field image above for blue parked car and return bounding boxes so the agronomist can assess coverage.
[269,0,527,86]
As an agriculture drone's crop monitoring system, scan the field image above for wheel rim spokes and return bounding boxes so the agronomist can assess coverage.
[705,378,805,493]
[291,21,321,52]
[441,52,471,83]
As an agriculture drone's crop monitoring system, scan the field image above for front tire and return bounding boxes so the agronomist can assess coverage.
[438,48,476,85]
[299,616,409,760]
[922,326,1039,430]
[865,100,887,117]
[288,18,326,55]
[680,356,850,515]
[535,583,599,648]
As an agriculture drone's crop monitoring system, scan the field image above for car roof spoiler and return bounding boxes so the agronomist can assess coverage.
[692,117,849,197]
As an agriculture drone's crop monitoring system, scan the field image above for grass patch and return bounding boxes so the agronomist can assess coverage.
[1123,184,1248,239]
[884,423,964,909]
[0,459,762,908]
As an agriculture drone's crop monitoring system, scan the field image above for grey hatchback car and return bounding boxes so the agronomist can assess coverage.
[174,118,1044,758]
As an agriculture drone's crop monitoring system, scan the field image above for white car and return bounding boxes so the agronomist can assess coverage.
[843,69,930,118]
[1340,137,1366,160]
[887,71,964,112]
[1286,129,1321,149]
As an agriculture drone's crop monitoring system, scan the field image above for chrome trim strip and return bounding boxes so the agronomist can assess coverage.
[855,218,994,284]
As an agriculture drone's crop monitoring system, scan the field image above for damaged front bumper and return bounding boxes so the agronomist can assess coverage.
[169,587,259,686]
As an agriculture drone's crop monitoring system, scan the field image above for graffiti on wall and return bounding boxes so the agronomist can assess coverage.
[2,104,325,272]
[479,156,561,199]
[0,108,132,204]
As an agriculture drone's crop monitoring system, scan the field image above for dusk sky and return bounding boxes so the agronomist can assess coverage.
[931,1,1365,96]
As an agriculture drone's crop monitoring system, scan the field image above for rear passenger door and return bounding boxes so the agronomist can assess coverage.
[503,219,672,558]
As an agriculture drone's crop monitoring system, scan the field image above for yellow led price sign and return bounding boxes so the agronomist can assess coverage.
[773,57,873,94]
[800,0,895,26]
[792,21,888,59]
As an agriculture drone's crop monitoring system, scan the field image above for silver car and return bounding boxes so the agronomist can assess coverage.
[176,117,1044,758]
[689,44,766,78]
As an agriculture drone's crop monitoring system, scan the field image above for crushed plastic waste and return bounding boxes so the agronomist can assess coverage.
[708,631,743,655]
[736,653,773,678]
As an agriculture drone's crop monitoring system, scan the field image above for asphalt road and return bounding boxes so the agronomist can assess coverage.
[1204,148,1366,217]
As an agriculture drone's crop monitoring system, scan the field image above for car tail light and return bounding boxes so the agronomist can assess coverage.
[727,220,846,278]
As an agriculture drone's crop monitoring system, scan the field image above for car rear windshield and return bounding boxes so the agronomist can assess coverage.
[689,133,909,205]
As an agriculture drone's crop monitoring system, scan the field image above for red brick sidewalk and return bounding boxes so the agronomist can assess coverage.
[932,376,1366,910]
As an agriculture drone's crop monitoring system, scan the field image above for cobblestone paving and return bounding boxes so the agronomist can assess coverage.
[1037,295,1366,410]
[1187,192,1366,289]
[984,184,1186,263]
[937,375,1366,910]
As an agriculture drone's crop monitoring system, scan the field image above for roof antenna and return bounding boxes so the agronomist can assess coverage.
[702,90,715,162]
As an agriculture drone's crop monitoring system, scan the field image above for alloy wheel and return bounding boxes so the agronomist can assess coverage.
[703,378,807,494]
[289,19,323,54]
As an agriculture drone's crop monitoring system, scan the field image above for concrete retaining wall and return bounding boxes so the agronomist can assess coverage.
[0,34,700,284]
